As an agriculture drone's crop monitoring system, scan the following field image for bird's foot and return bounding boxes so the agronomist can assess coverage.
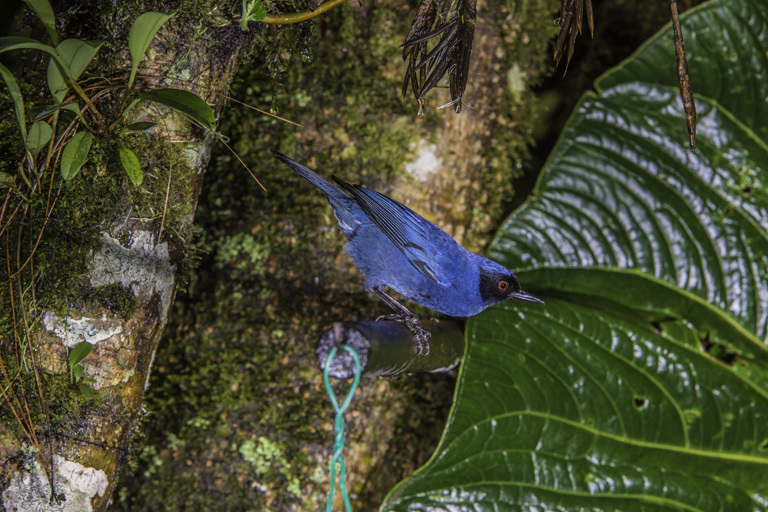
[376,313,432,355]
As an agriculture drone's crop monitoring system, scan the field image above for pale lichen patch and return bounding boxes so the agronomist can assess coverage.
[42,312,122,349]
[89,231,175,322]
[57,457,109,498]
[1,456,108,512]
[405,140,442,181]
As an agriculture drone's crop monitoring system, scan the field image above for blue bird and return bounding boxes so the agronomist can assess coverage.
[273,151,543,354]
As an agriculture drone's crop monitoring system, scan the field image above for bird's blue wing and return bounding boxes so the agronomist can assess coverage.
[332,176,448,285]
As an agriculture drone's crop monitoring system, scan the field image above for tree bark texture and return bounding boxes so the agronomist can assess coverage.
[0,2,248,510]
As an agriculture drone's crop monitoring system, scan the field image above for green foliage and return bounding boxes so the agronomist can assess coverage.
[69,341,96,398]
[214,232,270,279]
[25,120,51,158]
[127,11,176,90]
[137,88,215,131]
[22,0,58,44]
[60,131,93,180]
[239,436,302,497]
[383,0,768,510]
[0,4,206,193]
[241,0,267,30]
[118,146,143,186]
[46,38,103,104]
[0,62,27,141]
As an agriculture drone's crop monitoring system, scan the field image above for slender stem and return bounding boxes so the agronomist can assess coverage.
[262,0,348,25]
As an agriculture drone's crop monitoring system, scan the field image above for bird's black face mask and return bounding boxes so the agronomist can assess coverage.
[479,268,544,305]
[478,268,521,304]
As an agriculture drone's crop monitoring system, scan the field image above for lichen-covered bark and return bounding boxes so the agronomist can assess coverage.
[0,2,248,510]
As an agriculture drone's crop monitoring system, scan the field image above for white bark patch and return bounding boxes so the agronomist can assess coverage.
[42,312,122,348]
[89,231,175,322]
[1,455,108,512]
[57,457,109,498]
[405,140,442,181]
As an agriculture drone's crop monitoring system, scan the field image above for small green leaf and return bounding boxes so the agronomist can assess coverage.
[138,88,215,130]
[249,1,267,21]
[0,62,27,141]
[242,0,267,28]
[73,364,83,382]
[78,382,95,399]
[26,120,52,158]
[119,146,143,186]
[61,131,93,180]
[126,121,156,131]
[69,341,92,368]
[47,39,103,104]
[128,11,175,90]
[23,0,59,44]
[81,376,97,384]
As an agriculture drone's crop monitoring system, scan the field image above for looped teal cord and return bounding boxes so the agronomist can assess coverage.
[324,345,362,512]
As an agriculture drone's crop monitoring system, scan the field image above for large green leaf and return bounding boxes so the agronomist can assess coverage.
[46,38,103,104]
[138,88,215,130]
[127,11,175,89]
[383,0,768,510]
[23,0,59,45]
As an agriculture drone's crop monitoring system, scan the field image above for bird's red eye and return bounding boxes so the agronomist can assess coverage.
[498,281,508,291]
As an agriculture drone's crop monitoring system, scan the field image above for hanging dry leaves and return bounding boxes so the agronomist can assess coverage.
[401,0,477,115]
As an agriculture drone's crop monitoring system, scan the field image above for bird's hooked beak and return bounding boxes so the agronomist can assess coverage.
[512,289,545,304]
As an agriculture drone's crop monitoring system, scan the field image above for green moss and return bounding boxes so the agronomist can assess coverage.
[0,358,107,455]
[239,436,303,497]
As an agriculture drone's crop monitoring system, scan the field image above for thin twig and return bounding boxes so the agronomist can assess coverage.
[219,138,266,191]
[262,0,348,25]
[670,0,696,149]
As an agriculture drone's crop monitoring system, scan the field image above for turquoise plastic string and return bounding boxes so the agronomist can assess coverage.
[324,345,361,512]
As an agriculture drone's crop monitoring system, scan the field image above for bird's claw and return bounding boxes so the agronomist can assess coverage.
[376,313,432,355]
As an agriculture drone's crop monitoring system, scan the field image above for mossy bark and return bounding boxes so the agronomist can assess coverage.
[0,2,249,510]
[111,1,560,511]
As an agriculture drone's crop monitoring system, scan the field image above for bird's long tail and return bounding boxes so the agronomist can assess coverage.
[272,150,347,201]
[272,150,359,233]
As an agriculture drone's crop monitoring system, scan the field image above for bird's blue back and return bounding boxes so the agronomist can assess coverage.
[276,153,517,317]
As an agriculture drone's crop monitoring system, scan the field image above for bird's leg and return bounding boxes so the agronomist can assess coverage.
[372,287,431,355]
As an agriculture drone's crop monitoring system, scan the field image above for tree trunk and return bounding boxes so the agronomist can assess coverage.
[0,2,248,510]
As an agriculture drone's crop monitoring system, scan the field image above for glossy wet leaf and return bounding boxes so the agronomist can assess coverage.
[138,88,215,130]
[119,146,143,186]
[60,131,93,180]
[383,0,768,510]
[128,11,175,89]
[25,120,52,158]
[46,38,103,104]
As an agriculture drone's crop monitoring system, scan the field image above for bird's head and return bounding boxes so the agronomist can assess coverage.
[479,264,543,307]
